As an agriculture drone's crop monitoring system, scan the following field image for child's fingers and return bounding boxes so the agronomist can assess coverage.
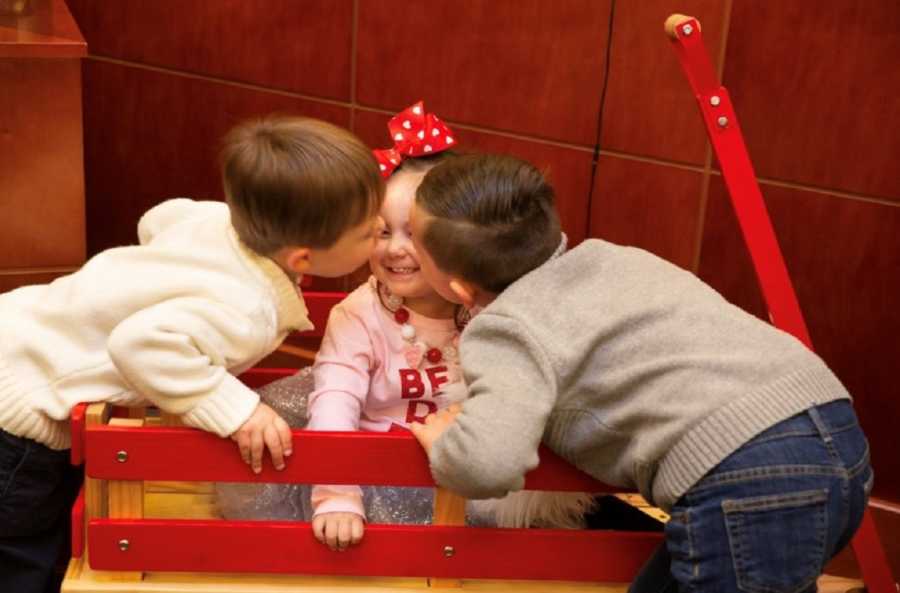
[311,516,326,544]
[351,517,364,546]
[408,421,429,443]
[337,519,352,551]
[263,425,285,471]
[324,517,340,551]
[275,416,292,457]
[235,433,251,465]
[250,430,264,474]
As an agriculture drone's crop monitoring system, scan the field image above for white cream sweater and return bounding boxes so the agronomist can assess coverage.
[0,199,312,450]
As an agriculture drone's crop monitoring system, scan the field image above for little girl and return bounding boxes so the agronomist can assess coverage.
[307,103,468,550]
[308,102,593,551]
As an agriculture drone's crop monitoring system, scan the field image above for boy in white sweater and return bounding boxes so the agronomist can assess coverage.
[408,154,871,593]
[0,116,383,592]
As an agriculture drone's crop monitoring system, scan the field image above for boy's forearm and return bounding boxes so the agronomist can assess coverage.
[427,398,542,499]
[179,376,260,437]
[426,316,554,498]
[429,431,530,499]
[108,298,267,436]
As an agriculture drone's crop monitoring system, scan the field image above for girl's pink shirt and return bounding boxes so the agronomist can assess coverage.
[308,277,461,517]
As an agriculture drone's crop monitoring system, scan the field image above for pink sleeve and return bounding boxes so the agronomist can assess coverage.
[311,484,365,519]
[307,294,372,520]
[307,302,374,431]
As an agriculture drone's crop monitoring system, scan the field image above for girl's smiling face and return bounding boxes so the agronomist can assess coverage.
[370,169,435,301]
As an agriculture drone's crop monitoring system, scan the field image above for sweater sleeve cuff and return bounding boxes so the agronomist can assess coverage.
[180,374,260,437]
[428,441,467,494]
[429,437,523,500]
[311,486,366,519]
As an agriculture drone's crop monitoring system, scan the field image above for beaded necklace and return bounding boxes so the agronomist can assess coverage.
[376,281,469,369]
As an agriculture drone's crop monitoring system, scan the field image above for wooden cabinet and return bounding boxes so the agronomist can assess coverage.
[0,0,86,292]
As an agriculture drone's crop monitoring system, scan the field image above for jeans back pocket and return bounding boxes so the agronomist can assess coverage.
[723,488,828,593]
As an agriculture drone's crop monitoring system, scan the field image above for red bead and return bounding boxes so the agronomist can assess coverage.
[394,308,410,324]
[426,348,443,364]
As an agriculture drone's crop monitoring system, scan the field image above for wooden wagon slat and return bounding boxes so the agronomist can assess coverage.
[88,519,662,581]
[85,425,611,492]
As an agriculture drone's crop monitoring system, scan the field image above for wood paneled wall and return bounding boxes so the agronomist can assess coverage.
[1,0,86,290]
[65,0,900,517]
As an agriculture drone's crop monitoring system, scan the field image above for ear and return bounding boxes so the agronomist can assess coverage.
[282,247,311,275]
[449,278,479,309]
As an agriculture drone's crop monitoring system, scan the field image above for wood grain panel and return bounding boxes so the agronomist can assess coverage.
[66,0,353,99]
[0,58,85,267]
[590,156,704,270]
[723,1,900,200]
[0,0,86,58]
[81,59,351,255]
[356,0,612,146]
[600,0,728,165]
[698,178,900,502]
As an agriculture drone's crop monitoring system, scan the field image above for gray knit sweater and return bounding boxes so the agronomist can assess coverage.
[428,239,849,510]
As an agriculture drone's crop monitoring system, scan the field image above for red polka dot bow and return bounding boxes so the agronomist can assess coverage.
[373,101,456,178]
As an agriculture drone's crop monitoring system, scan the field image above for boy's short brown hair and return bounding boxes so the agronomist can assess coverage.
[221,116,383,255]
[416,153,562,293]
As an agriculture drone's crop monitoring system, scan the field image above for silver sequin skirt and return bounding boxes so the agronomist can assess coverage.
[215,368,493,526]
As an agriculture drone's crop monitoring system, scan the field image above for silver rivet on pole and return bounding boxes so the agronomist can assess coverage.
[717,116,729,128]
[118,539,130,552]
[710,95,721,106]
[443,545,455,558]
[116,450,128,463]
[682,24,693,36]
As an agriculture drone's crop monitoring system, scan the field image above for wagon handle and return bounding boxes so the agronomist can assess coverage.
[663,14,700,39]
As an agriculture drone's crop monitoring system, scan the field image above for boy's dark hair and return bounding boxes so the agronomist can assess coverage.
[416,153,562,293]
[395,150,458,174]
[221,116,384,255]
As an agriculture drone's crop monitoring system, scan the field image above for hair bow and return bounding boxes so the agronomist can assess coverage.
[373,101,456,178]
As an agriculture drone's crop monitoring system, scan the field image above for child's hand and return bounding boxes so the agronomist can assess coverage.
[230,402,292,474]
[312,512,364,551]
[410,403,462,454]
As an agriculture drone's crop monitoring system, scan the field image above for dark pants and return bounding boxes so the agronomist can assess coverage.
[630,399,872,593]
[0,429,82,593]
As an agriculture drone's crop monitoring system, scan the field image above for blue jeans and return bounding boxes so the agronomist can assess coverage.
[631,399,872,593]
[0,429,82,593]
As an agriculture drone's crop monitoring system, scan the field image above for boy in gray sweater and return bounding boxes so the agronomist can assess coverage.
[408,153,872,593]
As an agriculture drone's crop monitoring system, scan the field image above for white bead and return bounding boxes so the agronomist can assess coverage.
[417,130,425,139]
[424,145,433,152]
[394,132,403,141]
[403,120,412,129]
[446,136,454,144]
[401,324,417,340]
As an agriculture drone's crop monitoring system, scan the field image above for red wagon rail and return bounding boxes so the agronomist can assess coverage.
[74,368,662,584]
